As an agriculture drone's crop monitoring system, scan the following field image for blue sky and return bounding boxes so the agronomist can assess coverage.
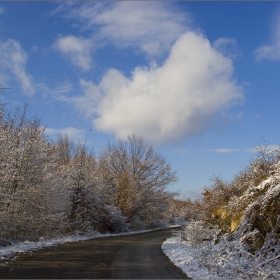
[1,1,280,199]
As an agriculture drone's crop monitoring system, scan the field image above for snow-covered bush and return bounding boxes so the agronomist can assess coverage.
[195,143,280,251]
[164,228,280,279]
[190,234,280,279]
[181,220,220,247]
[199,174,243,230]
[229,179,280,252]
[173,143,280,278]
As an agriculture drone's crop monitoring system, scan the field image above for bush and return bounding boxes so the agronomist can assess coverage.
[181,220,219,247]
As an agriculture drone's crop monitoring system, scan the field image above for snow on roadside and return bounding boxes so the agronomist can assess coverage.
[162,234,280,280]
[162,235,216,280]
[0,229,155,262]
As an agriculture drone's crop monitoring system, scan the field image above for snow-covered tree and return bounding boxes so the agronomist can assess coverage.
[0,101,177,241]
[0,106,61,241]
[55,135,127,234]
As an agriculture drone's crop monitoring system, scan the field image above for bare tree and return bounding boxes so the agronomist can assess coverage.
[99,134,177,229]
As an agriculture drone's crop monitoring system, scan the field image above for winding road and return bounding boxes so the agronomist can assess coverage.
[0,227,189,279]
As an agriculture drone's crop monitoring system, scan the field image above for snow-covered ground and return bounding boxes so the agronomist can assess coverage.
[162,235,212,279]
[162,234,280,280]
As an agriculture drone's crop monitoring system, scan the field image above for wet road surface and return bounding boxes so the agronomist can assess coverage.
[0,227,189,279]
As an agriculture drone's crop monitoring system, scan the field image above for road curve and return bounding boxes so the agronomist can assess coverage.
[0,227,189,279]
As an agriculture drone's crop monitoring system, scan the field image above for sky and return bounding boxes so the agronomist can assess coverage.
[1,1,280,199]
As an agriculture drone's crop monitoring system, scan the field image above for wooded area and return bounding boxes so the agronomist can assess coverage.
[0,100,179,242]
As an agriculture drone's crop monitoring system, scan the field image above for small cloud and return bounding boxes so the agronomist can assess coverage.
[175,147,190,154]
[53,35,93,71]
[254,44,280,61]
[213,37,241,58]
[37,80,73,100]
[246,148,257,153]
[213,148,239,153]
[235,112,243,119]
[53,80,73,95]
[74,79,100,118]
[0,39,34,95]
[254,113,263,120]
[226,112,243,120]
[45,127,86,142]
[254,10,280,61]
[31,45,38,52]
[243,81,252,87]
[52,2,191,57]
[0,7,5,15]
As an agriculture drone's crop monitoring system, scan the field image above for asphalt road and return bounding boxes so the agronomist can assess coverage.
[0,227,189,279]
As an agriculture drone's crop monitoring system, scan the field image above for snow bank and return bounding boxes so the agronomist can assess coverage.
[162,236,216,280]
[162,234,280,279]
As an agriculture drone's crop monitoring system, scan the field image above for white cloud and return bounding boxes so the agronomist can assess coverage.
[213,38,241,58]
[254,113,263,120]
[31,45,38,52]
[45,127,86,141]
[53,2,191,56]
[74,32,243,144]
[254,11,280,61]
[176,147,190,155]
[37,80,73,101]
[53,81,73,96]
[75,79,100,118]
[214,148,239,153]
[0,39,34,95]
[53,35,93,71]
[0,7,5,15]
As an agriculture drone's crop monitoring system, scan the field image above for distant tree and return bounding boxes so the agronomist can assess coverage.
[168,197,202,223]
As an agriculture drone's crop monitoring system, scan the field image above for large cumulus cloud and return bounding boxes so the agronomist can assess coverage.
[76,32,243,144]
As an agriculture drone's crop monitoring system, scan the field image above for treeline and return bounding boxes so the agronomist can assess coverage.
[0,104,178,242]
